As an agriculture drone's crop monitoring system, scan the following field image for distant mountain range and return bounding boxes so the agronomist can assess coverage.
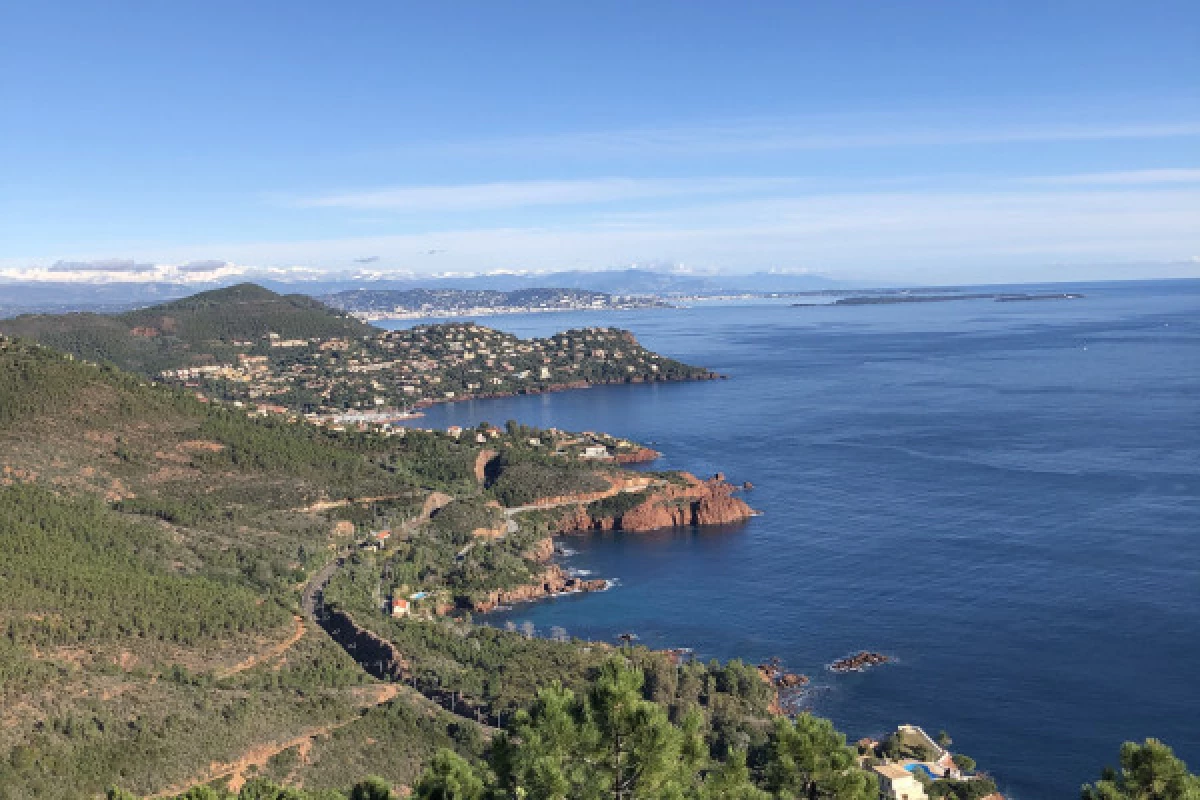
[0,268,842,315]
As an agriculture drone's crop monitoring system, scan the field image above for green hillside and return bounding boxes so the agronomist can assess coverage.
[0,337,760,797]
[1,337,1195,799]
[0,283,370,375]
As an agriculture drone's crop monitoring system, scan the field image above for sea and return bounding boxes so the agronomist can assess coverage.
[379,280,1200,799]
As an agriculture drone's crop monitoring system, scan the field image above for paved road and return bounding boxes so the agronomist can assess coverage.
[301,551,348,619]
[501,480,662,517]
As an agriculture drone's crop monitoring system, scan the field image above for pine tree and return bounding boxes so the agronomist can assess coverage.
[764,714,877,800]
[1082,739,1200,800]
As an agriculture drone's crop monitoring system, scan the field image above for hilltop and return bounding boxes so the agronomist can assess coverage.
[0,283,371,375]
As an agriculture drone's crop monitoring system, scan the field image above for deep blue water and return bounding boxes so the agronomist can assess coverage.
[381,281,1200,799]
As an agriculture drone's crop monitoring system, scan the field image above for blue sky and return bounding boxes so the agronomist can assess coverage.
[2,1,1198,285]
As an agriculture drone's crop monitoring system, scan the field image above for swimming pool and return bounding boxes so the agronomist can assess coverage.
[905,764,941,780]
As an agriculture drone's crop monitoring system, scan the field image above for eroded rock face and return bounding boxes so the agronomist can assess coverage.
[554,473,756,533]
[526,537,556,563]
[614,447,661,464]
[620,500,690,531]
[472,565,606,613]
[319,609,409,681]
[695,490,755,526]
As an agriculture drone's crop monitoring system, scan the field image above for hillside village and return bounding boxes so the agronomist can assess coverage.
[160,322,716,418]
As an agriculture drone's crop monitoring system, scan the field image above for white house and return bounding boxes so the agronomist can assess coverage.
[872,765,927,800]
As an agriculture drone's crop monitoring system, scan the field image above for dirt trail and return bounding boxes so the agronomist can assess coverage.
[281,737,315,787]
[217,615,306,679]
[149,684,400,797]
[300,493,415,512]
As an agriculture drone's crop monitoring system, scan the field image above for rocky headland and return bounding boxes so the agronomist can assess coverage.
[472,564,607,613]
[552,472,757,533]
[470,473,755,617]
[756,661,811,716]
[613,446,661,464]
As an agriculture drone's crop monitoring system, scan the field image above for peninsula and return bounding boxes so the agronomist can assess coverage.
[0,283,718,419]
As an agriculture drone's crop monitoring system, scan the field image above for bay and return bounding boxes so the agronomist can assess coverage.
[381,280,1200,799]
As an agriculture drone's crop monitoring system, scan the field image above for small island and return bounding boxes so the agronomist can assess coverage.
[794,291,1084,307]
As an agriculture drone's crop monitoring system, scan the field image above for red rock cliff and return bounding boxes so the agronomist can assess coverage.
[614,447,661,465]
[555,473,756,533]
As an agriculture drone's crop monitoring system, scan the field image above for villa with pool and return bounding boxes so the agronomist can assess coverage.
[864,724,1002,800]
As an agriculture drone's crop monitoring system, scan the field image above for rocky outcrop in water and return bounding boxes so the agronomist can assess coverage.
[779,672,809,688]
[757,661,809,716]
[829,651,890,672]
[472,565,606,613]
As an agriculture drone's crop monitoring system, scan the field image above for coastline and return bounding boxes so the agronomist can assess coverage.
[405,371,726,412]
[356,304,670,322]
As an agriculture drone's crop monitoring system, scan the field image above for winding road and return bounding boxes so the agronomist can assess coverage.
[300,534,500,734]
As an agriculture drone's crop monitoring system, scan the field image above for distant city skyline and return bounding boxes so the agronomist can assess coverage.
[3,2,1198,285]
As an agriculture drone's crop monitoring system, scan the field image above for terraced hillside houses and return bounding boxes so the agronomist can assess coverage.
[160,322,716,415]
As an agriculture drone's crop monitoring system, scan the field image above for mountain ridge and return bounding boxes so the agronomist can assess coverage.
[0,283,371,374]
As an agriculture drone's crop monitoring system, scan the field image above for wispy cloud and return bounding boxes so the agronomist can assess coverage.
[9,185,1197,284]
[428,118,1200,159]
[0,259,255,285]
[1025,168,1200,185]
[45,258,158,274]
[291,177,794,212]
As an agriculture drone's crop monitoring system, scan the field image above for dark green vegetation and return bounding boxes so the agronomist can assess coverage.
[95,736,1200,800]
[486,455,610,507]
[1081,739,1200,800]
[426,658,875,800]
[1,484,287,647]
[104,659,882,800]
[0,284,370,376]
